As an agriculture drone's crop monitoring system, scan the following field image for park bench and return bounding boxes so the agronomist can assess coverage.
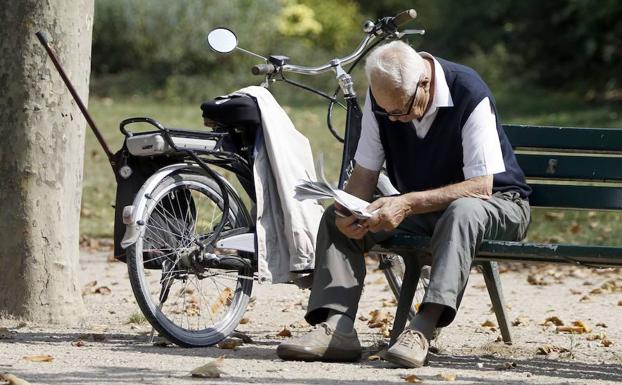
[372,124,622,345]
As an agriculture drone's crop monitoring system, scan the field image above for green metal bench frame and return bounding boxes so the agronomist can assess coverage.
[373,124,622,345]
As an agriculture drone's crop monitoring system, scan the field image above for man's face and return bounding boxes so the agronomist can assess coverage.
[371,73,430,122]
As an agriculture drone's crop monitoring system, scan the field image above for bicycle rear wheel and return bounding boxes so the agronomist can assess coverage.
[126,171,254,347]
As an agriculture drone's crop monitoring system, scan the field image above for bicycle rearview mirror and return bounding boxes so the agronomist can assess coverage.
[207,28,238,53]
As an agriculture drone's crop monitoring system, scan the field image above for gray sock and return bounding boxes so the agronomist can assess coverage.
[409,303,444,340]
[325,310,354,333]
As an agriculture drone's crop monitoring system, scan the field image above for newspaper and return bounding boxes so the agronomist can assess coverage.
[294,156,376,220]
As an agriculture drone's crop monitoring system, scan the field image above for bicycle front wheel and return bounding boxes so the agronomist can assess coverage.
[126,171,254,347]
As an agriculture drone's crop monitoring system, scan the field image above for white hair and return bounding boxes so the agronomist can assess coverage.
[364,41,424,96]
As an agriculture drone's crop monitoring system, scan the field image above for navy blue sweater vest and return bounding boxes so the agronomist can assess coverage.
[371,57,531,199]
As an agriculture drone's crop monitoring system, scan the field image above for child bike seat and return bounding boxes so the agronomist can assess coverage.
[201,95,262,127]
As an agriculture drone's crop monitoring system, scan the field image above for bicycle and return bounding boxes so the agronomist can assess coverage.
[114,9,429,348]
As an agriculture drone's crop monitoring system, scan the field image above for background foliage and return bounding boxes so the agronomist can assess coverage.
[83,1,622,240]
[92,0,622,101]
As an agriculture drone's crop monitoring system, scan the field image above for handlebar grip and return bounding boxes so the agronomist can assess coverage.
[252,64,276,75]
[393,9,417,27]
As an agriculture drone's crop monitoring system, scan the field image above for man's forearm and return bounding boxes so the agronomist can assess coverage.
[402,175,493,214]
[343,165,380,202]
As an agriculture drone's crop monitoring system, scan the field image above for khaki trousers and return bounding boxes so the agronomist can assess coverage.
[305,192,530,327]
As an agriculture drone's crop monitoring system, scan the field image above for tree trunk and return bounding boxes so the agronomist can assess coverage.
[0,0,94,324]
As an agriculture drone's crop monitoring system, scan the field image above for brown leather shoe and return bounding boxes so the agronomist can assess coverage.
[384,328,429,368]
[276,323,362,362]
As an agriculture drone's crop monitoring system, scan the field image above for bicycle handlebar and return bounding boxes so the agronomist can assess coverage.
[393,9,417,27]
[252,63,276,75]
[251,9,417,76]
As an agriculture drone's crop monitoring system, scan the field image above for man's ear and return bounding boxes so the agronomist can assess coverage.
[420,78,431,91]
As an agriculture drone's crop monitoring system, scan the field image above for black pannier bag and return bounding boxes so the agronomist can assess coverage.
[112,145,194,268]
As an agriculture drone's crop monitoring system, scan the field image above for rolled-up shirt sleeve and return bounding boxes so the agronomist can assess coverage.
[354,90,385,172]
[461,97,506,179]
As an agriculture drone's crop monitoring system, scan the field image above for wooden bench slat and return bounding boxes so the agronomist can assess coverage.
[528,184,622,209]
[516,154,622,181]
[504,125,622,152]
[375,235,622,268]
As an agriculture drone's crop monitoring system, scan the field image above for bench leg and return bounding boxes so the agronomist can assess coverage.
[479,260,512,344]
[389,257,421,346]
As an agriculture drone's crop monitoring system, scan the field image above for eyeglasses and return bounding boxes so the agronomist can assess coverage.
[372,83,419,118]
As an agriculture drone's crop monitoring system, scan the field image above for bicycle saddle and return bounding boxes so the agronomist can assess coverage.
[201,94,262,127]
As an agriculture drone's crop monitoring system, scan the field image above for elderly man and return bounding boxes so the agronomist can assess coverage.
[277,41,531,368]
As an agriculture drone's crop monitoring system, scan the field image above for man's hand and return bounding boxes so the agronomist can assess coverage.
[335,203,369,239]
[363,195,412,232]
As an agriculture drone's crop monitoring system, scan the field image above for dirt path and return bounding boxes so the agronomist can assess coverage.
[1,248,621,385]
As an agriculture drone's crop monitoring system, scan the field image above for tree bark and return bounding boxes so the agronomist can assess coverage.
[0,0,94,324]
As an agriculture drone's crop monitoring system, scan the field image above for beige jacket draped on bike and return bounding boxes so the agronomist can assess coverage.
[237,86,324,284]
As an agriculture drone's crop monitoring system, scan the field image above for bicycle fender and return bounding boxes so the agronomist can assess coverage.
[120,163,232,249]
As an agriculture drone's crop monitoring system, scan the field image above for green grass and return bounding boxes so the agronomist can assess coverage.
[83,88,622,245]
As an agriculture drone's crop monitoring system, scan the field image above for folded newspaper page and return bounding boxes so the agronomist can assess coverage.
[294,156,376,220]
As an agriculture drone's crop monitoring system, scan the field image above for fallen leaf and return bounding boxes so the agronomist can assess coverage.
[95,286,111,295]
[601,338,614,347]
[231,331,254,343]
[367,354,381,361]
[481,320,497,328]
[358,315,369,321]
[527,274,548,286]
[536,344,570,356]
[368,309,393,328]
[512,316,530,326]
[23,355,54,363]
[382,299,397,307]
[601,279,621,293]
[277,327,292,337]
[587,332,607,341]
[190,357,224,378]
[596,323,608,328]
[437,372,457,381]
[218,339,243,350]
[239,318,250,325]
[0,374,31,385]
[81,280,98,296]
[557,320,591,334]
[210,288,233,315]
[403,374,423,383]
[0,327,13,339]
[590,288,603,295]
[542,316,564,326]
[618,300,622,306]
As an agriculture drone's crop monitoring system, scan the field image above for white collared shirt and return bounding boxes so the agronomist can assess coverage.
[354,53,505,180]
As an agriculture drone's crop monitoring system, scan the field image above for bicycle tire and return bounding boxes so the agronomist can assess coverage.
[126,171,254,347]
